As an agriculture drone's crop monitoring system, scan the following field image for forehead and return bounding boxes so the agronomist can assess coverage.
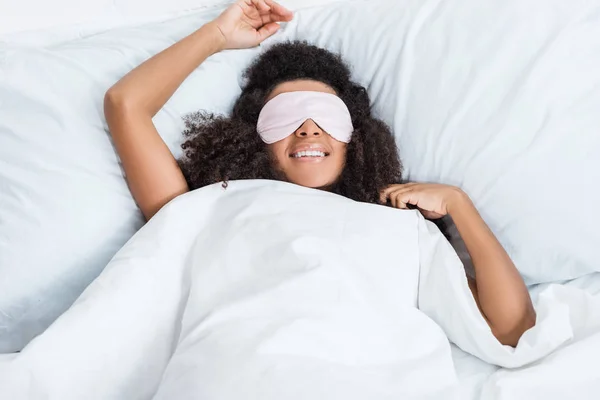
[267,79,337,102]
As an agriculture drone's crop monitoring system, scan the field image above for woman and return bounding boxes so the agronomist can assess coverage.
[104,0,535,347]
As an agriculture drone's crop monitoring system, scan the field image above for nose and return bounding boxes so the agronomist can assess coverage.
[295,119,323,139]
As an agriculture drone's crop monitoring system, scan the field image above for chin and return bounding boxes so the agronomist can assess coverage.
[277,168,338,190]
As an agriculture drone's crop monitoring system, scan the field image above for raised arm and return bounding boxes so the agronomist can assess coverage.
[104,0,293,220]
[381,183,536,347]
[104,25,221,220]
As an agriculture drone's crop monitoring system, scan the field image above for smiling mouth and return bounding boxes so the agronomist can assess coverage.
[290,150,330,158]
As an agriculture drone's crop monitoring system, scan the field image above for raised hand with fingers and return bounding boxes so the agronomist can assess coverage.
[213,0,294,49]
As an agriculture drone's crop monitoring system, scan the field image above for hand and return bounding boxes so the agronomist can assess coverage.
[212,0,293,50]
[380,183,468,219]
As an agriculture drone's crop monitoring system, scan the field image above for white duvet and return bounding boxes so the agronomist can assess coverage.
[2,181,600,400]
[3,0,600,352]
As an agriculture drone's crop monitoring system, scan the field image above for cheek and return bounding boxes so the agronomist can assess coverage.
[267,142,288,165]
[333,143,348,165]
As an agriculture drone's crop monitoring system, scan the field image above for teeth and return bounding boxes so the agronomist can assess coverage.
[292,150,326,158]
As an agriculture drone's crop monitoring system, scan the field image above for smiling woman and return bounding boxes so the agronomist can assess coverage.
[104,0,535,348]
[259,87,354,189]
[178,41,401,200]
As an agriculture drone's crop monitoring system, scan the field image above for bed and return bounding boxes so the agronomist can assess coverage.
[1,0,600,399]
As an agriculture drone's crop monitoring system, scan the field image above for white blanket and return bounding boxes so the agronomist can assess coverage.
[1,181,599,399]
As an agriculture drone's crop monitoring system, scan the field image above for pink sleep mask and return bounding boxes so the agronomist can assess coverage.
[256,91,354,144]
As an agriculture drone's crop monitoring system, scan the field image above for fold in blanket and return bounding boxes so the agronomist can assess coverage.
[2,181,599,400]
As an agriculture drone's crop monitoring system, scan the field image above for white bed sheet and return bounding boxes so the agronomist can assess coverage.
[1,183,599,400]
[0,345,591,399]
[0,335,593,399]
[453,271,600,399]
[0,353,17,362]
[4,271,595,399]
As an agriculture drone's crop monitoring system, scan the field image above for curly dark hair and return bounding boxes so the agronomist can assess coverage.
[178,41,402,204]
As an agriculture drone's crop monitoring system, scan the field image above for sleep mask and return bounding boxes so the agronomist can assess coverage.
[256,91,354,144]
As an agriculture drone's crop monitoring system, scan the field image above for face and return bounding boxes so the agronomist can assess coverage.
[265,80,348,189]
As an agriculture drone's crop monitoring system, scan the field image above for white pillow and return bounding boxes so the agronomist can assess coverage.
[0,0,224,40]
[1,0,599,352]
[0,10,241,352]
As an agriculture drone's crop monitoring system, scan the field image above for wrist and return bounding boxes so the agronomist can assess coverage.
[446,187,471,215]
[202,22,228,53]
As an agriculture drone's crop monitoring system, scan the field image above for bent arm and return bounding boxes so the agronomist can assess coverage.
[104,23,226,220]
[448,192,536,347]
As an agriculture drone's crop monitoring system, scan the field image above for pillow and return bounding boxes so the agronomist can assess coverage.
[0,9,244,353]
[1,0,599,352]
[0,0,224,42]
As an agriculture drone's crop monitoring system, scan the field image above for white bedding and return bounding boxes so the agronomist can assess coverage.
[1,0,599,397]
[454,271,600,399]
[3,0,600,352]
[1,181,599,400]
